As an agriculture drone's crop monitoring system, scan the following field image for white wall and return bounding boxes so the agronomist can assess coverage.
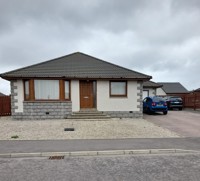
[14,80,24,112]
[156,88,167,96]
[97,80,139,111]
[71,80,80,112]
[143,90,149,98]
[143,88,156,98]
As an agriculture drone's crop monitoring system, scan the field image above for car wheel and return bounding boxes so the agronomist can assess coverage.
[163,111,168,115]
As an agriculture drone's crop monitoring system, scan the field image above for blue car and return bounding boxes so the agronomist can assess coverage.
[143,96,168,115]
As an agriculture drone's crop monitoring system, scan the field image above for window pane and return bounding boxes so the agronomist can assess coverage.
[111,82,126,95]
[34,80,59,99]
[25,80,29,100]
[65,81,69,99]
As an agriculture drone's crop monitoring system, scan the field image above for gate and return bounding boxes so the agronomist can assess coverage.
[0,96,11,116]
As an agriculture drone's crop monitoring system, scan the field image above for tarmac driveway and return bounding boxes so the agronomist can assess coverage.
[144,110,200,137]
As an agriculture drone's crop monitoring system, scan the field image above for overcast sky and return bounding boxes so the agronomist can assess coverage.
[0,0,200,94]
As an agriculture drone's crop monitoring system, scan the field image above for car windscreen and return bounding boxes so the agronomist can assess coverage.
[170,97,182,101]
[152,97,165,102]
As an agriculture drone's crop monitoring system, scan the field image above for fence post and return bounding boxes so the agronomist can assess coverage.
[194,93,196,111]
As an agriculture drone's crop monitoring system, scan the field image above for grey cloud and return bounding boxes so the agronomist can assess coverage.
[0,0,200,94]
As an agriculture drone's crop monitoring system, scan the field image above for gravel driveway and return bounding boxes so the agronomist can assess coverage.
[144,110,200,137]
[0,117,179,140]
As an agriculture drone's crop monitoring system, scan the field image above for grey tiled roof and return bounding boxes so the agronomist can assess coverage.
[0,92,6,96]
[1,52,151,80]
[157,82,188,93]
[194,88,200,92]
[143,81,162,88]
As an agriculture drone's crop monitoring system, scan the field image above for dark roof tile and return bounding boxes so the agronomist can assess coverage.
[0,92,6,96]
[157,82,188,93]
[143,81,162,88]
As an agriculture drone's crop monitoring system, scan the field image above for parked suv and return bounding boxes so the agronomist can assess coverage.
[165,96,183,110]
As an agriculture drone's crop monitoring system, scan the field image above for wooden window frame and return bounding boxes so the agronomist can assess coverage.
[109,81,127,97]
[24,79,71,101]
[64,80,71,101]
[24,80,30,101]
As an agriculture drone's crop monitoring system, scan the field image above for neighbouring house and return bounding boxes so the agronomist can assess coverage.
[157,82,188,97]
[143,81,163,98]
[194,88,200,93]
[0,52,151,120]
[0,92,6,96]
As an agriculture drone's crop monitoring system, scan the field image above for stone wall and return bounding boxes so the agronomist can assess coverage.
[137,80,143,114]
[10,80,18,116]
[104,111,143,118]
[13,101,72,120]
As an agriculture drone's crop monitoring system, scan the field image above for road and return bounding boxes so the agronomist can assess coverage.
[144,110,200,137]
[0,153,200,181]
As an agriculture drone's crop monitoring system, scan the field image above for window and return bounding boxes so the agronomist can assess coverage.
[34,80,59,100]
[65,81,70,99]
[110,81,127,97]
[24,80,29,100]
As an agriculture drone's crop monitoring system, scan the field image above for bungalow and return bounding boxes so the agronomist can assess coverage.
[0,52,151,120]
[157,82,188,97]
[194,88,200,93]
[143,81,163,98]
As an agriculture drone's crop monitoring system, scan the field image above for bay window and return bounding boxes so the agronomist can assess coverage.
[24,79,70,101]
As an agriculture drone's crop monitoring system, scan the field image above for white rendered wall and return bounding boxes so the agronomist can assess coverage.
[14,80,24,112]
[143,88,156,98]
[71,80,80,112]
[156,88,167,96]
[149,88,156,96]
[143,90,149,98]
[97,80,139,111]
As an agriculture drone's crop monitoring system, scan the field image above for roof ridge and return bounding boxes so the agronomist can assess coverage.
[157,82,182,84]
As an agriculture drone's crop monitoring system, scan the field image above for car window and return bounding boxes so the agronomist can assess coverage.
[146,98,151,102]
[153,97,165,102]
[170,97,182,101]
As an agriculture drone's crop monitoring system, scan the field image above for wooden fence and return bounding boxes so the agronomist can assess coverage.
[183,93,200,110]
[0,96,11,116]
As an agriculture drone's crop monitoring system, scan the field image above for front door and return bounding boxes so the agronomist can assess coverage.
[80,81,96,109]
